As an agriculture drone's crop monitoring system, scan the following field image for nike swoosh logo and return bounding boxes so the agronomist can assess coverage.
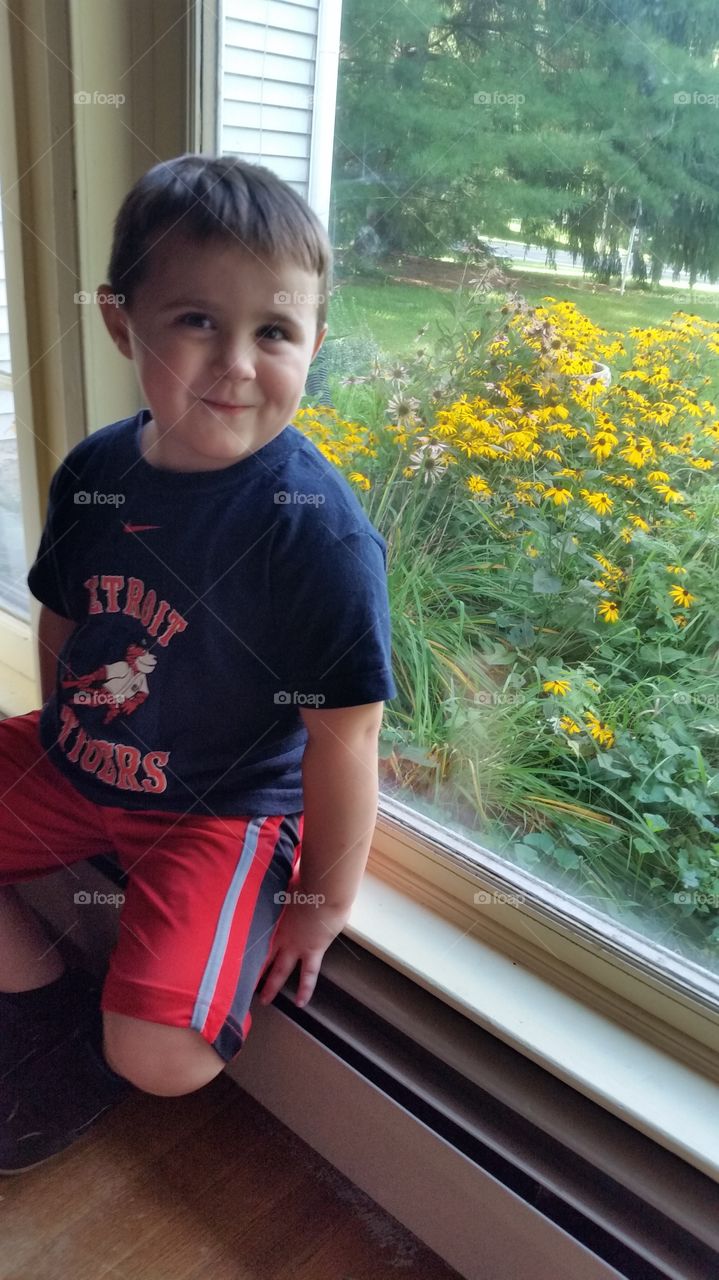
[122,522,162,533]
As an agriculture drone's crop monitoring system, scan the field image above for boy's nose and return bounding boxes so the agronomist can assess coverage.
[211,340,256,380]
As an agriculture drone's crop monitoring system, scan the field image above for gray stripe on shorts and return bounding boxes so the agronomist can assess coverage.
[190,815,268,1036]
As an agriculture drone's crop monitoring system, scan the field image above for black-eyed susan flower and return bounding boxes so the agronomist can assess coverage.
[597,600,620,623]
[543,679,571,696]
[669,584,697,609]
[544,486,573,506]
[580,489,614,516]
[584,712,615,748]
[467,475,492,498]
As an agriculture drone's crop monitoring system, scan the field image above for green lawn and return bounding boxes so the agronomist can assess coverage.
[327,269,719,360]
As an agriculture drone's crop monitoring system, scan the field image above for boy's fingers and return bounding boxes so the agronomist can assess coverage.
[297,959,321,1006]
[258,950,298,1004]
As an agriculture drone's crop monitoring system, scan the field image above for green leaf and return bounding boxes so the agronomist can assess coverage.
[642,812,669,833]
[552,846,583,870]
[633,838,658,855]
[532,567,563,594]
[574,511,602,533]
[513,843,542,868]
[592,754,632,777]
[508,620,536,647]
[638,644,687,664]
[519,831,557,852]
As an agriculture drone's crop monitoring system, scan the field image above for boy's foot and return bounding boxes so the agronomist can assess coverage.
[0,967,103,1082]
[0,1014,135,1175]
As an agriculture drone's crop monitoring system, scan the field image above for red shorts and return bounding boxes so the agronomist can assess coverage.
[0,711,303,1062]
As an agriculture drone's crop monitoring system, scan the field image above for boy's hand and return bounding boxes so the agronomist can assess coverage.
[257,897,351,1009]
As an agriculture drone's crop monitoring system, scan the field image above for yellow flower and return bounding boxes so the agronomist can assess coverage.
[597,600,620,623]
[347,471,371,491]
[543,679,571,695]
[666,564,686,576]
[589,432,617,460]
[584,711,616,748]
[669,584,697,609]
[559,715,583,735]
[651,483,686,504]
[580,489,614,516]
[544,486,573,506]
[467,474,493,497]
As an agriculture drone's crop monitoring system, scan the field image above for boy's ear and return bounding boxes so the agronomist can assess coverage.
[97,284,133,360]
[311,323,328,362]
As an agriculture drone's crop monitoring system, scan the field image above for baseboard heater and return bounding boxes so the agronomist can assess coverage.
[230,942,719,1280]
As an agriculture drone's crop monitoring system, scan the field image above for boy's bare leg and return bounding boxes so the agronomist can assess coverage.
[0,885,66,992]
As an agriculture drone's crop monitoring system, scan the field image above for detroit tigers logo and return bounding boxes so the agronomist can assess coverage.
[61,643,157,725]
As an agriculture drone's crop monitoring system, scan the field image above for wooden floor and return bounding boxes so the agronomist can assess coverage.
[0,1070,463,1280]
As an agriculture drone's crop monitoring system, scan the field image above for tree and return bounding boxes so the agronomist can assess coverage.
[332,0,719,283]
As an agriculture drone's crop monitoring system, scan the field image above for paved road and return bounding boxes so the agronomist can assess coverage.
[485,238,719,293]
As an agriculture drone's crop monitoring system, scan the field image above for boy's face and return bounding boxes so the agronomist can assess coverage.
[99,230,327,471]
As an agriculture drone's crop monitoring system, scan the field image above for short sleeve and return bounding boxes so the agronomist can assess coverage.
[277,530,398,709]
[27,461,79,619]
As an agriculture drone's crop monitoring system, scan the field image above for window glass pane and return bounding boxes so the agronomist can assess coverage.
[219,1,719,979]
[0,181,29,620]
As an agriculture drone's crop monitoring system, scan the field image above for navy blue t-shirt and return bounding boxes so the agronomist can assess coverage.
[27,408,397,816]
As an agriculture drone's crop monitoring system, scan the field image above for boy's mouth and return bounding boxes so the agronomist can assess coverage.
[202,399,253,413]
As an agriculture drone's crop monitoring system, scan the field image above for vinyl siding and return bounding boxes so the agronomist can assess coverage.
[221,0,321,198]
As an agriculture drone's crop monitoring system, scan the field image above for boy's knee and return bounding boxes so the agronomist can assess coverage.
[102,1009,225,1096]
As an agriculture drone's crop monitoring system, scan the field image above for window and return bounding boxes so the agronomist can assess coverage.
[218,0,719,1016]
[0,184,30,622]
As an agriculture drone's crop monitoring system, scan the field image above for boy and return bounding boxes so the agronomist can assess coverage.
[0,153,397,1174]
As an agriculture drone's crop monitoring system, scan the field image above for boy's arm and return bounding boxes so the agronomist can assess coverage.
[37,605,77,704]
[257,701,384,1008]
[296,701,384,908]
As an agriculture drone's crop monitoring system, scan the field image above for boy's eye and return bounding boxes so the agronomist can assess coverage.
[179,313,213,329]
[258,323,289,342]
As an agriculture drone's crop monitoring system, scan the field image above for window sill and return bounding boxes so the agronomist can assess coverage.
[0,655,37,717]
[369,798,719,1078]
[345,868,719,1182]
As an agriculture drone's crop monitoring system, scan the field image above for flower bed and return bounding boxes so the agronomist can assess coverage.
[295,296,719,961]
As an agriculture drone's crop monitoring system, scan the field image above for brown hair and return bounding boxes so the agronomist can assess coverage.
[107,153,332,330]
